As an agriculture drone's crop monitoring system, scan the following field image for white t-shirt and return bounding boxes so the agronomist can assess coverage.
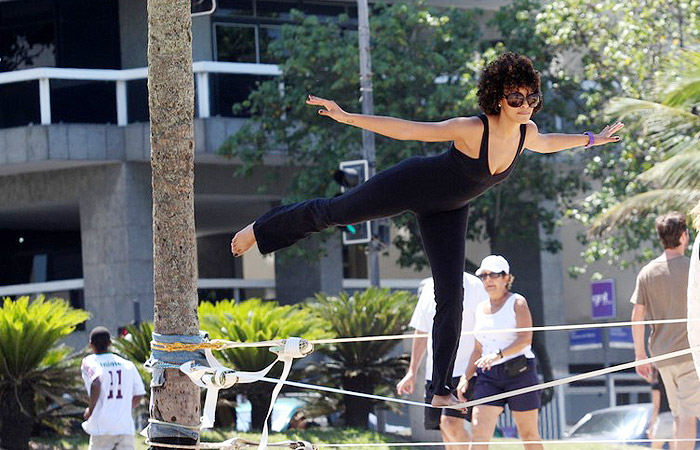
[473,293,535,366]
[81,352,146,436]
[409,272,489,381]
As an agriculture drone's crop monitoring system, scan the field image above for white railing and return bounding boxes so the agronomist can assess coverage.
[0,277,423,299]
[0,61,281,127]
[0,278,85,297]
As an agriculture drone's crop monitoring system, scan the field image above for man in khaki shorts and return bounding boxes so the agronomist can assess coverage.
[631,211,699,450]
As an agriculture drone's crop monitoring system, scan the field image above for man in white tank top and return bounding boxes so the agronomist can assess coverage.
[81,326,146,450]
[396,273,489,448]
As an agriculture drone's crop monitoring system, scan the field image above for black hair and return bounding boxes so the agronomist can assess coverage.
[477,52,543,115]
[89,326,111,353]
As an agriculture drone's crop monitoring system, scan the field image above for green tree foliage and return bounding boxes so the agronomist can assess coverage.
[198,299,332,431]
[535,0,700,273]
[0,296,90,450]
[220,3,585,269]
[304,288,413,428]
[589,50,700,234]
[113,321,154,395]
[460,0,586,258]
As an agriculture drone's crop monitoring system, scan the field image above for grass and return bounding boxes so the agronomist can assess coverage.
[30,428,650,450]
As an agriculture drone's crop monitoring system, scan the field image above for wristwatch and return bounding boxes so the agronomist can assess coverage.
[497,349,504,359]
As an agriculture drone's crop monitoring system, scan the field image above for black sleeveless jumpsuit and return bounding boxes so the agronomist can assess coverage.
[253,113,527,395]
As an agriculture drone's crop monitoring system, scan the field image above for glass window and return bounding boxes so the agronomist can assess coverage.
[255,0,299,19]
[0,0,56,72]
[51,79,117,124]
[217,0,253,16]
[0,230,82,286]
[258,25,282,64]
[216,24,257,63]
[210,73,274,117]
[299,2,346,19]
[0,81,40,128]
[127,79,149,123]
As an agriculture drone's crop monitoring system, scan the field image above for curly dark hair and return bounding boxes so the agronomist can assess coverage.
[477,52,542,115]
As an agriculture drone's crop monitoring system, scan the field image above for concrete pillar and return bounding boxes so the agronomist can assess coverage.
[539,223,568,376]
[539,215,568,436]
[80,163,153,332]
[274,234,343,305]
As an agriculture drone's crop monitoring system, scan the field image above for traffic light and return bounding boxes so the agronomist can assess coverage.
[335,160,371,245]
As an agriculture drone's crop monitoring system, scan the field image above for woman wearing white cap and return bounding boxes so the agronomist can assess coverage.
[457,255,542,450]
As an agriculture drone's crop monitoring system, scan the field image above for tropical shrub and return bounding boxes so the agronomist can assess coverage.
[112,321,154,394]
[198,298,333,431]
[304,288,414,428]
[0,296,89,450]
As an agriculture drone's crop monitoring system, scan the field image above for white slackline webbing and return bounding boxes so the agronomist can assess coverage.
[250,346,700,411]
[209,317,699,349]
[146,437,700,449]
[316,438,700,447]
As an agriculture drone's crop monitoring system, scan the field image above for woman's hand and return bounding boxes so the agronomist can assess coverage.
[306,95,351,124]
[475,353,501,371]
[591,122,625,147]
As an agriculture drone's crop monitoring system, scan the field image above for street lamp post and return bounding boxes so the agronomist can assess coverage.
[356,0,380,288]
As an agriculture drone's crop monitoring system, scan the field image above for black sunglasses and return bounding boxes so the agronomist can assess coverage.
[477,272,506,280]
[504,92,541,109]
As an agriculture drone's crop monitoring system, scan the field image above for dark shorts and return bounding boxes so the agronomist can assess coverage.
[424,376,473,430]
[473,358,541,412]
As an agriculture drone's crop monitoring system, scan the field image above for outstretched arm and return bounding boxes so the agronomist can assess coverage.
[306,95,474,142]
[525,121,624,154]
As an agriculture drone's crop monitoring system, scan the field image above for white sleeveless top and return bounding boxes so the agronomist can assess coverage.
[474,294,535,366]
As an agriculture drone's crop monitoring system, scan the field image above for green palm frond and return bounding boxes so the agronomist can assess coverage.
[307,289,414,368]
[639,152,700,189]
[593,49,700,238]
[113,322,154,394]
[661,49,700,107]
[303,288,413,417]
[606,97,700,154]
[590,189,700,237]
[198,298,333,372]
[0,296,89,439]
[113,321,153,364]
[0,296,90,380]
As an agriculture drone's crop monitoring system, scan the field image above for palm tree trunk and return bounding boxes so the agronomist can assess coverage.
[342,374,373,428]
[248,388,274,431]
[0,383,34,450]
[147,0,200,447]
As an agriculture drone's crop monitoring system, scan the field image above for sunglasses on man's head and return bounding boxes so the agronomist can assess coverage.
[477,272,506,280]
[504,92,541,109]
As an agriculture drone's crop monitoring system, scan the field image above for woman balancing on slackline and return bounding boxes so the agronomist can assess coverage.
[231,52,624,408]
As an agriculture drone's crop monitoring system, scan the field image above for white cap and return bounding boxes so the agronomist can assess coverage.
[475,255,510,276]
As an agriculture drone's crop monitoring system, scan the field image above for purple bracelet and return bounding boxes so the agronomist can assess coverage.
[583,131,595,148]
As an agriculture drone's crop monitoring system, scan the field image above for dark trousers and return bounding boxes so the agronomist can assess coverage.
[253,149,482,395]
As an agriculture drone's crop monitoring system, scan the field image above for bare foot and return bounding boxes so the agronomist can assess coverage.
[231,222,257,257]
[431,393,464,410]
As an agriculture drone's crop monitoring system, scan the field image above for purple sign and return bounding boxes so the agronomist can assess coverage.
[591,279,616,319]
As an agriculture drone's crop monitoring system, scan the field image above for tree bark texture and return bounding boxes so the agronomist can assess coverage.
[342,374,373,428]
[0,383,34,450]
[147,0,201,439]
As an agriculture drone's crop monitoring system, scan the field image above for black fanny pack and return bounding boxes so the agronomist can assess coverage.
[503,354,529,378]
